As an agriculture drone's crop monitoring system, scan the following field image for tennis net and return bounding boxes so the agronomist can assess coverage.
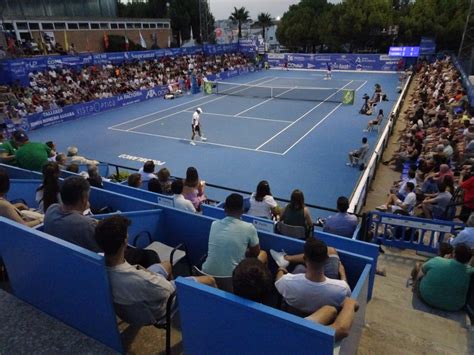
[207,81,355,104]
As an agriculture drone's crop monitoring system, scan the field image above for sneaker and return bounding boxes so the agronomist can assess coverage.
[363,129,369,132]
[270,249,289,268]
[190,141,196,145]
[375,204,388,212]
[201,136,207,142]
[346,162,353,166]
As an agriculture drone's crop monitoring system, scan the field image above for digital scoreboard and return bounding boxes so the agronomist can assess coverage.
[388,46,420,57]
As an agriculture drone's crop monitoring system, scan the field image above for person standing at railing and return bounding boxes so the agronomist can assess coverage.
[459,165,474,222]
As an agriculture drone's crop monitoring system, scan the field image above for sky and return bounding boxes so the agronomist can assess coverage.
[210,0,300,20]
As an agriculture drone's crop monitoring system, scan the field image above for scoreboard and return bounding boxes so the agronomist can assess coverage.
[388,46,420,57]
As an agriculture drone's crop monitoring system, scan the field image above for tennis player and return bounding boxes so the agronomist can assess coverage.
[190,108,206,145]
[325,62,332,80]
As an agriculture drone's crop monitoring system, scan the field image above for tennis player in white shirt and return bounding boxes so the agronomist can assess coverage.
[190,108,207,145]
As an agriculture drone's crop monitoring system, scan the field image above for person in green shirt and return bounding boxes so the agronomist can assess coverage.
[13,131,51,172]
[0,132,18,165]
[411,244,473,311]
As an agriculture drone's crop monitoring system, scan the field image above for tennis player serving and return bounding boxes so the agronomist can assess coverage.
[190,107,207,145]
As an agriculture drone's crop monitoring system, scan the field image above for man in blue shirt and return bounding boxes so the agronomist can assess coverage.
[451,213,474,249]
[202,193,267,276]
[323,197,359,238]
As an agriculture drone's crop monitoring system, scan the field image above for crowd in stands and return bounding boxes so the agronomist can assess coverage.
[0,52,253,122]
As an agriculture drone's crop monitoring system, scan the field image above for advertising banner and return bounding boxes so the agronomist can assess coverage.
[265,53,402,71]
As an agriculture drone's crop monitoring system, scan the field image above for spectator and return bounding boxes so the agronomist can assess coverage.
[127,173,142,188]
[0,170,42,227]
[157,168,173,195]
[421,182,452,219]
[55,153,67,170]
[376,182,416,215]
[171,179,196,213]
[247,180,279,219]
[280,189,313,238]
[44,176,160,267]
[66,163,79,173]
[347,137,369,167]
[275,238,351,315]
[270,245,348,282]
[148,178,163,194]
[14,131,51,171]
[459,166,474,222]
[87,165,103,189]
[0,132,17,165]
[450,213,474,249]
[322,196,358,238]
[35,161,61,213]
[66,146,99,166]
[202,193,267,276]
[94,215,216,321]
[232,258,359,341]
[139,160,157,183]
[44,177,100,252]
[411,244,473,312]
[182,166,207,211]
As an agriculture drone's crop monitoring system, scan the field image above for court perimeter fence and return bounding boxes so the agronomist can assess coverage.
[348,73,413,215]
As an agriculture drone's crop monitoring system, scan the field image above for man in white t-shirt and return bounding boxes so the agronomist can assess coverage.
[275,238,351,315]
[376,182,416,215]
[171,179,196,213]
[190,108,207,145]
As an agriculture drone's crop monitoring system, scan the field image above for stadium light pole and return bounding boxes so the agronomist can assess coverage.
[458,0,474,75]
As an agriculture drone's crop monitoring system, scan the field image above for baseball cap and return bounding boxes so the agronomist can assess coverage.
[197,108,203,114]
[12,130,28,143]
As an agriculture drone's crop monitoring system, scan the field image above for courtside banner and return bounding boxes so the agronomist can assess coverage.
[265,53,402,71]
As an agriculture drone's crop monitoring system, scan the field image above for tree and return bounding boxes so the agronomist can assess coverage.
[229,6,250,39]
[256,12,273,42]
[169,0,215,45]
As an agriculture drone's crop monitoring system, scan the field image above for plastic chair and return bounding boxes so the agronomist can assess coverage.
[276,221,306,240]
[114,292,177,355]
[192,265,233,292]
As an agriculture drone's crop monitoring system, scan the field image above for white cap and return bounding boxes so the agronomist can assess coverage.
[197,108,203,114]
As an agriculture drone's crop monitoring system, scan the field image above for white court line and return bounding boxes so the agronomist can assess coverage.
[108,76,274,129]
[255,80,354,150]
[281,80,368,155]
[124,77,280,132]
[109,127,284,156]
[234,87,296,117]
[356,80,368,91]
[182,110,293,123]
[282,103,343,155]
[280,75,366,82]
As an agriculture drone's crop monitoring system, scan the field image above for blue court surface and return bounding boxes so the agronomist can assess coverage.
[29,69,401,213]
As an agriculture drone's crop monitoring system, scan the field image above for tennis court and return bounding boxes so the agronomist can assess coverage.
[29,69,401,213]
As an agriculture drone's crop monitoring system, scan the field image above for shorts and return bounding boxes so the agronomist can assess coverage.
[192,124,200,133]
[148,263,169,278]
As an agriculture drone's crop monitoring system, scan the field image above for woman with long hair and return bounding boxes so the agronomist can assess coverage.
[247,180,279,219]
[182,166,207,210]
[280,189,313,237]
[36,161,61,213]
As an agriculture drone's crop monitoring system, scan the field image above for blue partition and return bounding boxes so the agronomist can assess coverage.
[8,179,42,207]
[0,217,122,352]
[176,252,372,355]
[366,211,463,254]
[7,179,159,213]
[0,163,43,179]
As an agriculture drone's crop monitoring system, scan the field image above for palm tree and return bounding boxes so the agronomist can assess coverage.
[229,6,250,39]
[256,12,273,42]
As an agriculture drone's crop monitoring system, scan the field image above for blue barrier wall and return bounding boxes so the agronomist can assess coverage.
[266,53,402,71]
[0,163,43,179]
[7,179,159,213]
[452,55,474,107]
[366,211,463,255]
[0,217,122,352]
